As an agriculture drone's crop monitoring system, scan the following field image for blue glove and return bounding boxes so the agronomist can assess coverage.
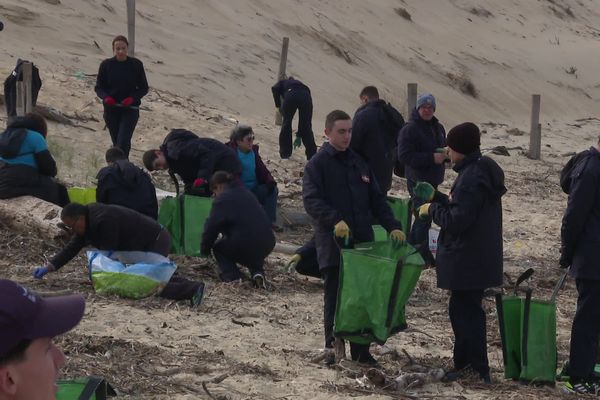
[33,266,50,279]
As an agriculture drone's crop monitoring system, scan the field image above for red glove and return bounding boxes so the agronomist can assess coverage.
[121,96,134,107]
[104,96,116,106]
[193,178,206,188]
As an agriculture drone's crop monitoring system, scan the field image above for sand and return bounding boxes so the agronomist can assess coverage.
[1,0,600,398]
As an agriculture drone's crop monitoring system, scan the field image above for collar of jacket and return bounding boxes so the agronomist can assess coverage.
[453,150,482,172]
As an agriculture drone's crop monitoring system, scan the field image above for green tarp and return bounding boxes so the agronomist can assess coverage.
[67,187,97,205]
[335,241,424,345]
[158,195,212,256]
[496,290,557,383]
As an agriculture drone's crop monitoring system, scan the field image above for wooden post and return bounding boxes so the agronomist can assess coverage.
[126,0,136,57]
[22,62,33,114]
[407,83,417,116]
[528,94,541,160]
[274,37,289,126]
[15,82,25,117]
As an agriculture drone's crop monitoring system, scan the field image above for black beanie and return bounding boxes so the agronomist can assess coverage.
[446,122,481,155]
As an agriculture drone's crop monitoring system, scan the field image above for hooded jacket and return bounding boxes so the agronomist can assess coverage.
[96,159,158,219]
[160,129,241,191]
[560,147,600,279]
[430,152,506,290]
[397,108,446,186]
[271,78,310,108]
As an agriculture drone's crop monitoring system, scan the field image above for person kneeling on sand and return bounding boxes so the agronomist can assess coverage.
[33,202,205,307]
[0,279,85,399]
[200,171,275,288]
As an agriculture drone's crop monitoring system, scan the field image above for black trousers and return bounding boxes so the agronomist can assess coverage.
[279,89,316,160]
[213,239,267,282]
[569,279,600,380]
[104,107,139,158]
[151,229,202,301]
[449,289,489,375]
[321,266,370,358]
[0,164,69,206]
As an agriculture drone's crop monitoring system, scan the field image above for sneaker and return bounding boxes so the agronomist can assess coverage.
[443,366,490,384]
[190,282,205,308]
[563,379,600,395]
[323,349,336,366]
[353,352,379,366]
[252,273,267,289]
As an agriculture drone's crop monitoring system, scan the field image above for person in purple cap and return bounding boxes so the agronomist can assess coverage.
[0,279,85,400]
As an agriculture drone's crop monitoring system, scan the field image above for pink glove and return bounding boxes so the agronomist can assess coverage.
[121,96,134,107]
[104,96,116,106]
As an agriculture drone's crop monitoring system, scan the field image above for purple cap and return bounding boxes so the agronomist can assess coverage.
[0,279,85,358]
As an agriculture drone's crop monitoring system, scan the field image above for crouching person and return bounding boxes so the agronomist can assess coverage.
[418,122,505,384]
[33,203,205,306]
[200,171,275,287]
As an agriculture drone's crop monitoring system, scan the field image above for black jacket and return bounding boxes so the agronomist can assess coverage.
[397,108,446,186]
[94,56,149,106]
[50,203,164,270]
[351,99,401,193]
[271,78,310,108]
[160,129,241,191]
[560,147,600,279]
[96,160,158,219]
[303,143,401,268]
[200,184,275,258]
[430,152,506,290]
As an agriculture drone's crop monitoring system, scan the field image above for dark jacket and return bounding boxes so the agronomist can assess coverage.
[397,108,446,186]
[201,184,275,258]
[50,203,164,270]
[271,78,310,108]
[225,141,275,185]
[94,56,149,106]
[96,160,158,219]
[303,143,401,268]
[161,129,241,191]
[351,99,401,193]
[430,152,506,290]
[560,147,600,279]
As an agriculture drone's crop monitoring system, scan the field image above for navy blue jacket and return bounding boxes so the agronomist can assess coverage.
[50,203,164,270]
[94,56,149,106]
[430,152,506,290]
[397,108,446,186]
[96,160,158,219]
[201,184,275,258]
[560,147,600,279]
[303,143,401,268]
[271,78,310,108]
[160,130,241,192]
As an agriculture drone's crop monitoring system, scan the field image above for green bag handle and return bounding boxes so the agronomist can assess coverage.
[494,293,509,368]
[77,376,115,400]
[520,288,534,368]
[514,268,534,295]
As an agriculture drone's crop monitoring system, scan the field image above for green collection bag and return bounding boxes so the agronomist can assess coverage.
[158,195,212,256]
[496,270,567,383]
[372,196,412,242]
[67,187,97,205]
[335,241,424,345]
[56,377,116,400]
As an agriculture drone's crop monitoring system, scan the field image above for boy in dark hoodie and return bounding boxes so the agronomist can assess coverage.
[96,147,158,219]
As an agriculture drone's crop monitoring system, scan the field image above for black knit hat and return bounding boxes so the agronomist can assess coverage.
[447,122,481,155]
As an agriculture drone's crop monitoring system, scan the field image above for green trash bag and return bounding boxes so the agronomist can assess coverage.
[158,195,212,256]
[372,197,412,242]
[495,290,558,383]
[335,241,424,345]
[67,187,97,205]
[56,376,116,400]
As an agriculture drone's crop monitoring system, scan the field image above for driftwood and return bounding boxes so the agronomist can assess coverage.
[0,196,67,241]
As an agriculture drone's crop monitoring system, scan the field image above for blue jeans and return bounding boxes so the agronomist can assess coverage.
[251,184,278,223]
